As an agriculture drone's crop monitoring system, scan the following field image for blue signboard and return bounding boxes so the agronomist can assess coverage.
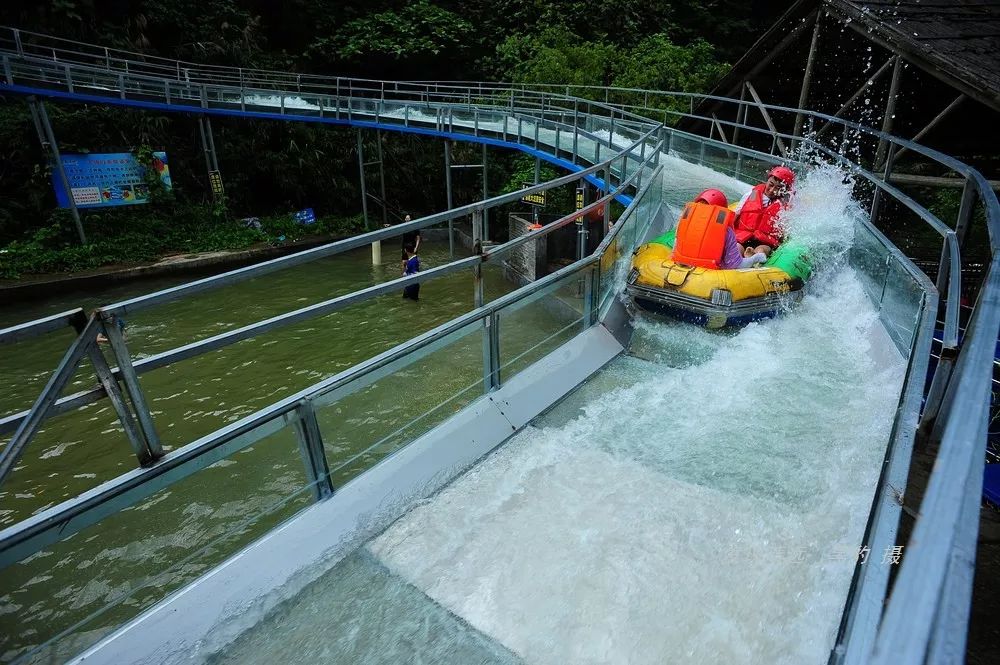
[293,208,316,225]
[53,152,172,208]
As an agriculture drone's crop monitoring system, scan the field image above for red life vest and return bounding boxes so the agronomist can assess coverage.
[672,202,735,269]
[734,184,784,248]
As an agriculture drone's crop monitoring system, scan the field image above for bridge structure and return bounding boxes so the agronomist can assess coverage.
[0,26,997,665]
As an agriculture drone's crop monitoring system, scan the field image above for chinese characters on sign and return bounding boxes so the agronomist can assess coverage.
[209,170,225,198]
[53,152,172,208]
[520,182,546,207]
[575,186,585,223]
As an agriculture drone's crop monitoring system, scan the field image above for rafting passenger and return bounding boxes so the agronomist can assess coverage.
[672,189,767,271]
[733,166,795,258]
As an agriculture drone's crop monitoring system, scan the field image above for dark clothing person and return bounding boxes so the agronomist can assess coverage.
[403,246,420,300]
[399,214,421,270]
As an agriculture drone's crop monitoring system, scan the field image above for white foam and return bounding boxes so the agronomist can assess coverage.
[367,165,905,664]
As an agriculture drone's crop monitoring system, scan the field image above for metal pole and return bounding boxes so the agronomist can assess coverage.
[472,209,491,392]
[198,117,213,183]
[293,400,333,500]
[953,178,977,251]
[604,166,612,231]
[870,144,896,224]
[874,56,904,169]
[356,129,370,230]
[793,11,822,150]
[35,99,86,244]
[890,94,965,164]
[100,313,163,462]
[26,98,46,147]
[577,179,587,263]
[815,57,895,140]
[204,115,220,173]
[377,132,388,228]
[445,140,454,258]
[573,101,579,164]
[482,143,489,241]
[732,82,747,147]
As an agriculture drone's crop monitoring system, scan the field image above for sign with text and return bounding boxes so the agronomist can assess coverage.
[520,182,546,207]
[575,186,586,223]
[53,152,172,208]
[293,208,316,225]
[209,170,225,198]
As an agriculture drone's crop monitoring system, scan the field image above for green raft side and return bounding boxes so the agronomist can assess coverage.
[648,228,812,282]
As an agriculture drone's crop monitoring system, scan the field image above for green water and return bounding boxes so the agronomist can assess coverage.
[0,243,584,663]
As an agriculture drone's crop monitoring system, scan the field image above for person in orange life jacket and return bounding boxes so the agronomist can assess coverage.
[733,165,795,258]
[673,189,767,270]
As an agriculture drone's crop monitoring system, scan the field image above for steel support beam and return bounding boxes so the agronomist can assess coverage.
[100,312,163,463]
[732,82,748,148]
[710,114,729,144]
[204,115,220,173]
[198,116,213,179]
[33,98,86,244]
[482,143,489,241]
[86,324,152,466]
[721,11,817,99]
[815,57,895,140]
[444,140,454,258]
[745,81,788,158]
[0,315,101,486]
[357,129,369,230]
[292,400,333,501]
[376,131,388,228]
[793,10,823,148]
[874,56,904,169]
[890,94,965,164]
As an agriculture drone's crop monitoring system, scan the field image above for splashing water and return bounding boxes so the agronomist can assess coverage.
[215,162,907,664]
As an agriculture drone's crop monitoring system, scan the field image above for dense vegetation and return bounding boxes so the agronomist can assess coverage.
[0,0,789,278]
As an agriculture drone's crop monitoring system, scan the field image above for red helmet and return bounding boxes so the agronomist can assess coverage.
[694,188,727,207]
[767,165,796,187]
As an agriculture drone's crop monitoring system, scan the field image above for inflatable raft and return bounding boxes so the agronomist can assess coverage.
[625,228,812,328]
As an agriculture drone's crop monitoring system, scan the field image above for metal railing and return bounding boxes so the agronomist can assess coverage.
[0,26,998,665]
[0,96,664,566]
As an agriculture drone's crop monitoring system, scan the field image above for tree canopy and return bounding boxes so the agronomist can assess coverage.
[0,0,791,275]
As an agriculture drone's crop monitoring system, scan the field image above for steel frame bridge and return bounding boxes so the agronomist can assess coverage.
[0,26,997,665]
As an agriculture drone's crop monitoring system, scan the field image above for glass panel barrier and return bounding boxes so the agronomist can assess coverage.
[667,133,702,162]
[880,256,926,355]
[850,221,892,306]
[496,268,589,383]
[1,423,311,665]
[314,320,485,487]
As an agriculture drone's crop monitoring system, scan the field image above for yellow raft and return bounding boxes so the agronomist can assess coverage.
[625,230,811,328]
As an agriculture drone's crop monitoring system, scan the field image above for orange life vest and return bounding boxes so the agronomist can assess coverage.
[734,184,784,248]
[672,202,735,269]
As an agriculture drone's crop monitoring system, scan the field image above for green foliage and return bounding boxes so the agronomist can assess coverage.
[614,35,729,97]
[495,27,616,86]
[0,0,793,278]
[306,0,472,76]
[498,154,573,213]
[0,203,364,279]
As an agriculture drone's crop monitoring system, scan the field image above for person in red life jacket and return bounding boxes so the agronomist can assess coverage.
[733,165,795,258]
[672,189,767,270]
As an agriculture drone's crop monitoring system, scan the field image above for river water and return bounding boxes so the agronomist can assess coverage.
[1,158,907,664]
[0,238,586,663]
